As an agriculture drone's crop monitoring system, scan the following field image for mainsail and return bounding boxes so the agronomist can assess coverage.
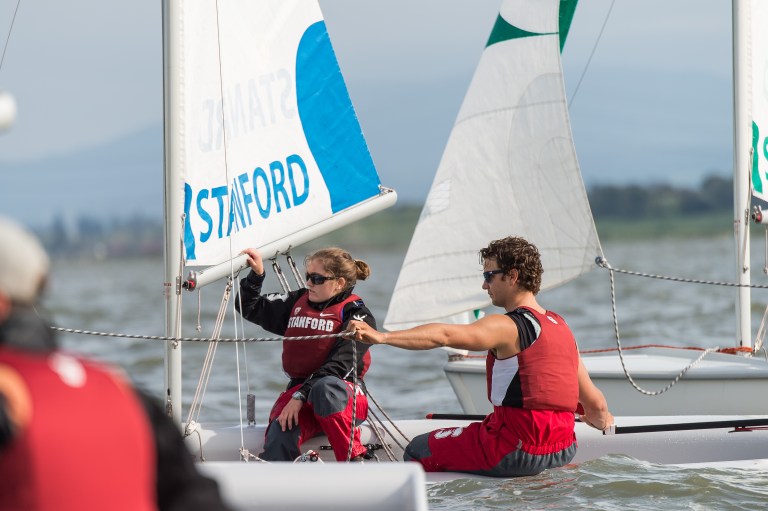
[384,0,601,330]
[162,0,395,418]
[165,0,394,269]
[750,1,768,202]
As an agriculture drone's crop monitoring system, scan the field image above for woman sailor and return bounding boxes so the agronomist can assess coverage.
[236,247,376,462]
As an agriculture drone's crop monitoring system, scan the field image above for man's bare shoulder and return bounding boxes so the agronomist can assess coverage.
[470,313,520,356]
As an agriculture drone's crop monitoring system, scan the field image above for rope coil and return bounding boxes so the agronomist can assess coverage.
[596,256,734,395]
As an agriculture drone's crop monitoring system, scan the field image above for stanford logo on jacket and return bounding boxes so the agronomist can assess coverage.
[282,293,369,379]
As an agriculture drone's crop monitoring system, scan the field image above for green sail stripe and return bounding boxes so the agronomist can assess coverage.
[558,0,579,50]
[485,0,580,52]
[752,121,763,194]
[485,15,554,47]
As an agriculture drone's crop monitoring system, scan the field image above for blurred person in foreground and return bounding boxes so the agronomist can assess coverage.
[0,216,231,510]
[347,236,614,477]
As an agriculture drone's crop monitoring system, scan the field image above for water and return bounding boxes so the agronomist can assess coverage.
[45,235,768,510]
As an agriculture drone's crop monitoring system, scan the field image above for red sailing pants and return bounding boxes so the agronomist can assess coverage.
[267,379,368,461]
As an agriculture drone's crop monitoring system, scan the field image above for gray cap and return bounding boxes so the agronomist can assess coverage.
[0,216,50,304]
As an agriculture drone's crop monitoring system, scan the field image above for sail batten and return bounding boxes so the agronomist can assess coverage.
[384,0,600,330]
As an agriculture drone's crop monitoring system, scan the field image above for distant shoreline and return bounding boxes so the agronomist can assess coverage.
[309,206,735,252]
[594,212,732,241]
[35,205,737,260]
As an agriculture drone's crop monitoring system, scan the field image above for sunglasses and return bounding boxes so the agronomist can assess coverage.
[482,269,505,284]
[306,273,337,285]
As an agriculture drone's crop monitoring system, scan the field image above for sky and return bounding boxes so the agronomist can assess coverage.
[0,0,733,226]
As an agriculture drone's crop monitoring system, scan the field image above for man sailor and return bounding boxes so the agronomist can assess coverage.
[347,236,613,476]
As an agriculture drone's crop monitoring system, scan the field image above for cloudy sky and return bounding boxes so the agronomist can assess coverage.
[0,0,733,222]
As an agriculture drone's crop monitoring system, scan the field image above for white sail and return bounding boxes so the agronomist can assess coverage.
[166,0,393,268]
[750,0,768,203]
[163,0,395,418]
[384,0,601,330]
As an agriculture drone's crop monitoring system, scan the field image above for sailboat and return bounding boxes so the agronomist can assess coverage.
[157,1,437,508]
[167,0,768,473]
[163,0,768,490]
[3,1,766,508]
[383,0,768,417]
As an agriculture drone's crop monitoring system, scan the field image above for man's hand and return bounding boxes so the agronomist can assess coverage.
[579,411,614,432]
[346,320,385,345]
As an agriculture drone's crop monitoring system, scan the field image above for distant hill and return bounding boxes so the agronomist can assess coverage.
[0,125,164,228]
[1,121,736,257]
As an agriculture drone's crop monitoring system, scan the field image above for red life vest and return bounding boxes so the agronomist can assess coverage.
[282,293,370,379]
[486,307,579,411]
[0,347,156,511]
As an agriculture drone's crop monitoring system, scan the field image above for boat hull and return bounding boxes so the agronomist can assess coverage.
[444,347,768,416]
[185,414,768,508]
[188,414,768,467]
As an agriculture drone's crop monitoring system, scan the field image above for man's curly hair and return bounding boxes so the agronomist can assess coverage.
[479,236,543,295]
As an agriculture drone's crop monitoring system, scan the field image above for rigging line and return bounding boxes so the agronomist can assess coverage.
[346,341,358,462]
[187,279,231,426]
[366,408,408,453]
[212,0,241,314]
[272,258,291,293]
[173,215,187,343]
[232,269,252,393]
[0,0,22,74]
[604,263,719,396]
[595,256,768,289]
[213,0,232,194]
[172,216,186,346]
[286,254,306,289]
[755,303,768,353]
[213,0,253,451]
[365,414,397,462]
[211,0,239,323]
[234,329,247,450]
[188,288,228,425]
[50,325,354,343]
[363,399,400,461]
[739,158,752,273]
[364,414,397,462]
[365,388,411,446]
[567,0,617,109]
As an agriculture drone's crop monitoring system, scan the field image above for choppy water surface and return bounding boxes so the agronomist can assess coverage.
[46,235,768,510]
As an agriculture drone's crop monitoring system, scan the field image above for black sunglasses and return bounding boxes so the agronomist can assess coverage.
[482,269,505,284]
[306,273,337,285]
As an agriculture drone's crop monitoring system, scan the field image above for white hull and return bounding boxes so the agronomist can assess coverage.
[444,347,768,416]
[188,414,768,509]
[188,417,768,466]
[198,462,429,511]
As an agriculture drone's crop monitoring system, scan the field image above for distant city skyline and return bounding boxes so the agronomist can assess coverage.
[0,0,733,226]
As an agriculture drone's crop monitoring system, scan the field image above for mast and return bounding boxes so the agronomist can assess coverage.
[162,0,183,422]
[733,0,752,349]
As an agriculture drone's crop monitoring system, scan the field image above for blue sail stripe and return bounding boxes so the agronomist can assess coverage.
[295,21,381,214]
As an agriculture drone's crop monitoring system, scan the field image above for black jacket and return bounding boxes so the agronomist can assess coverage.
[235,270,376,398]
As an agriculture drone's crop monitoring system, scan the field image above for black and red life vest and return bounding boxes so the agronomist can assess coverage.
[486,307,579,411]
[282,293,370,379]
